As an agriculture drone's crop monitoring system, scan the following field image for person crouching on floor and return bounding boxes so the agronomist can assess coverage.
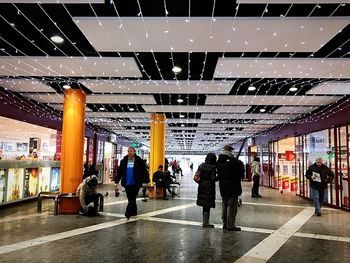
[77,175,100,216]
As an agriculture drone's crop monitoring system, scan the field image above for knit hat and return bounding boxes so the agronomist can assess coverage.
[223,144,233,152]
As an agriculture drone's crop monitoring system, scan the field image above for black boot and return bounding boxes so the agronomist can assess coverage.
[202,212,214,228]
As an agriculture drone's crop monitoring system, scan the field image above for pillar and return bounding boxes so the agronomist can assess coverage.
[60,89,86,213]
[149,113,166,183]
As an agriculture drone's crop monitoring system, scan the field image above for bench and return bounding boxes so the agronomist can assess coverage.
[37,191,60,213]
[37,192,104,215]
[147,185,164,199]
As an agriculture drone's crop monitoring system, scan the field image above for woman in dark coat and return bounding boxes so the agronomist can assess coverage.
[196,153,218,228]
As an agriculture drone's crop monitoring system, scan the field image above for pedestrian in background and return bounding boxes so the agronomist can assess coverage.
[306,157,334,216]
[196,153,218,228]
[217,145,244,231]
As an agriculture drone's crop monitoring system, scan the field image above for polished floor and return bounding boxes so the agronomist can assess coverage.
[1,169,350,263]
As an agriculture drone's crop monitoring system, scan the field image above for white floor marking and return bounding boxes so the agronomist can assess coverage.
[294,232,350,243]
[99,212,125,217]
[141,217,275,234]
[0,218,135,255]
[0,212,50,224]
[0,202,196,255]
[234,207,315,263]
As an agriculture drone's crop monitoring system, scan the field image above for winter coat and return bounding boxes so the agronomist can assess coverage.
[115,155,150,187]
[306,163,334,190]
[217,154,244,198]
[196,154,218,208]
[76,176,97,210]
[251,161,261,177]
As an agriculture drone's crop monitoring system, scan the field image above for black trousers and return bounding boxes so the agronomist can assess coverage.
[81,194,100,215]
[252,175,260,196]
[125,185,140,217]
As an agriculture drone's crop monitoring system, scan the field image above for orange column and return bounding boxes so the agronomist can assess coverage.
[149,113,166,183]
[60,89,86,213]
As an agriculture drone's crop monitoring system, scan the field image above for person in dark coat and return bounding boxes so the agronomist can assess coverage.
[196,153,218,228]
[217,145,245,231]
[305,157,334,216]
[115,147,150,219]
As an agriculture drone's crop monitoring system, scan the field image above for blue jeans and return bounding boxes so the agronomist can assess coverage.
[311,188,325,214]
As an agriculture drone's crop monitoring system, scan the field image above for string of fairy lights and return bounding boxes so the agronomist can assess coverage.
[0,1,349,152]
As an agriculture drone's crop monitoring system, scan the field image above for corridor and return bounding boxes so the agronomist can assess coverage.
[0,172,349,263]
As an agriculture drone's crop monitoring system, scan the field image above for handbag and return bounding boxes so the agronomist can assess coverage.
[193,169,201,183]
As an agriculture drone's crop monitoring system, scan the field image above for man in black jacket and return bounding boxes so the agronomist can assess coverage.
[306,157,334,216]
[115,147,149,219]
[217,145,245,231]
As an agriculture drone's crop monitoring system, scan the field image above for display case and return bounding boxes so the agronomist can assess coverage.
[0,160,60,205]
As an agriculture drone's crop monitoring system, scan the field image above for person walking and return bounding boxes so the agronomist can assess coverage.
[251,157,262,198]
[196,153,218,228]
[115,147,149,219]
[306,157,334,216]
[217,145,245,231]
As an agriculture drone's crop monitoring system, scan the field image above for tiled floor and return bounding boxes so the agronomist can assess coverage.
[1,172,349,263]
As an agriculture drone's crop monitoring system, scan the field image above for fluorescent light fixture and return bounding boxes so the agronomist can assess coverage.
[172,66,182,74]
[179,114,185,118]
[63,85,71,89]
[289,86,298,92]
[259,108,266,112]
[50,35,64,44]
[248,86,256,91]
[129,107,135,111]
[177,98,184,103]
[99,107,106,111]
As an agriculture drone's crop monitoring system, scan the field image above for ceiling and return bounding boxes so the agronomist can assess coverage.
[0,0,349,154]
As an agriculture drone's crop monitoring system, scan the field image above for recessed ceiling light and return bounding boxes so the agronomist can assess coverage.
[172,66,182,73]
[260,108,266,113]
[99,107,106,111]
[248,86,256,91]
[289,87,298,92]
[63,85,71,89]
[50,35,64,43]
[177,98,184,103]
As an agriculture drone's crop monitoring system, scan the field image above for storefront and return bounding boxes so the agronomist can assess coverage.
[266,125,350,211]
[0,116,60,205]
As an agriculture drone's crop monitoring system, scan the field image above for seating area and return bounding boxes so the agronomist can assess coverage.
[37,191,104,216]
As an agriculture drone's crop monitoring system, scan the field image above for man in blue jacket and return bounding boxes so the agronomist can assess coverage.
[115,147,149,219]
[306,157,334,216]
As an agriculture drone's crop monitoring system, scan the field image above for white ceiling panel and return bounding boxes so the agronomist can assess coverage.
[49,104,92,112]
[142,105,250,113]
[273,106,317,114]
[85,112,150,118]
[24,93,64,104]
[0,57,141,78]
[73,17,348,52]
[215,58,350,78]
[80,79,233,94]
[167,119,212,124]
[86,95,156,104]
[238,0,350,3]
[306,82,350,95]
[255,119,286,124]
[0,79,55,93]
[197,123,274,128]
[206,95,340,106]
[0,0,103,2]
[201,113,298,120]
